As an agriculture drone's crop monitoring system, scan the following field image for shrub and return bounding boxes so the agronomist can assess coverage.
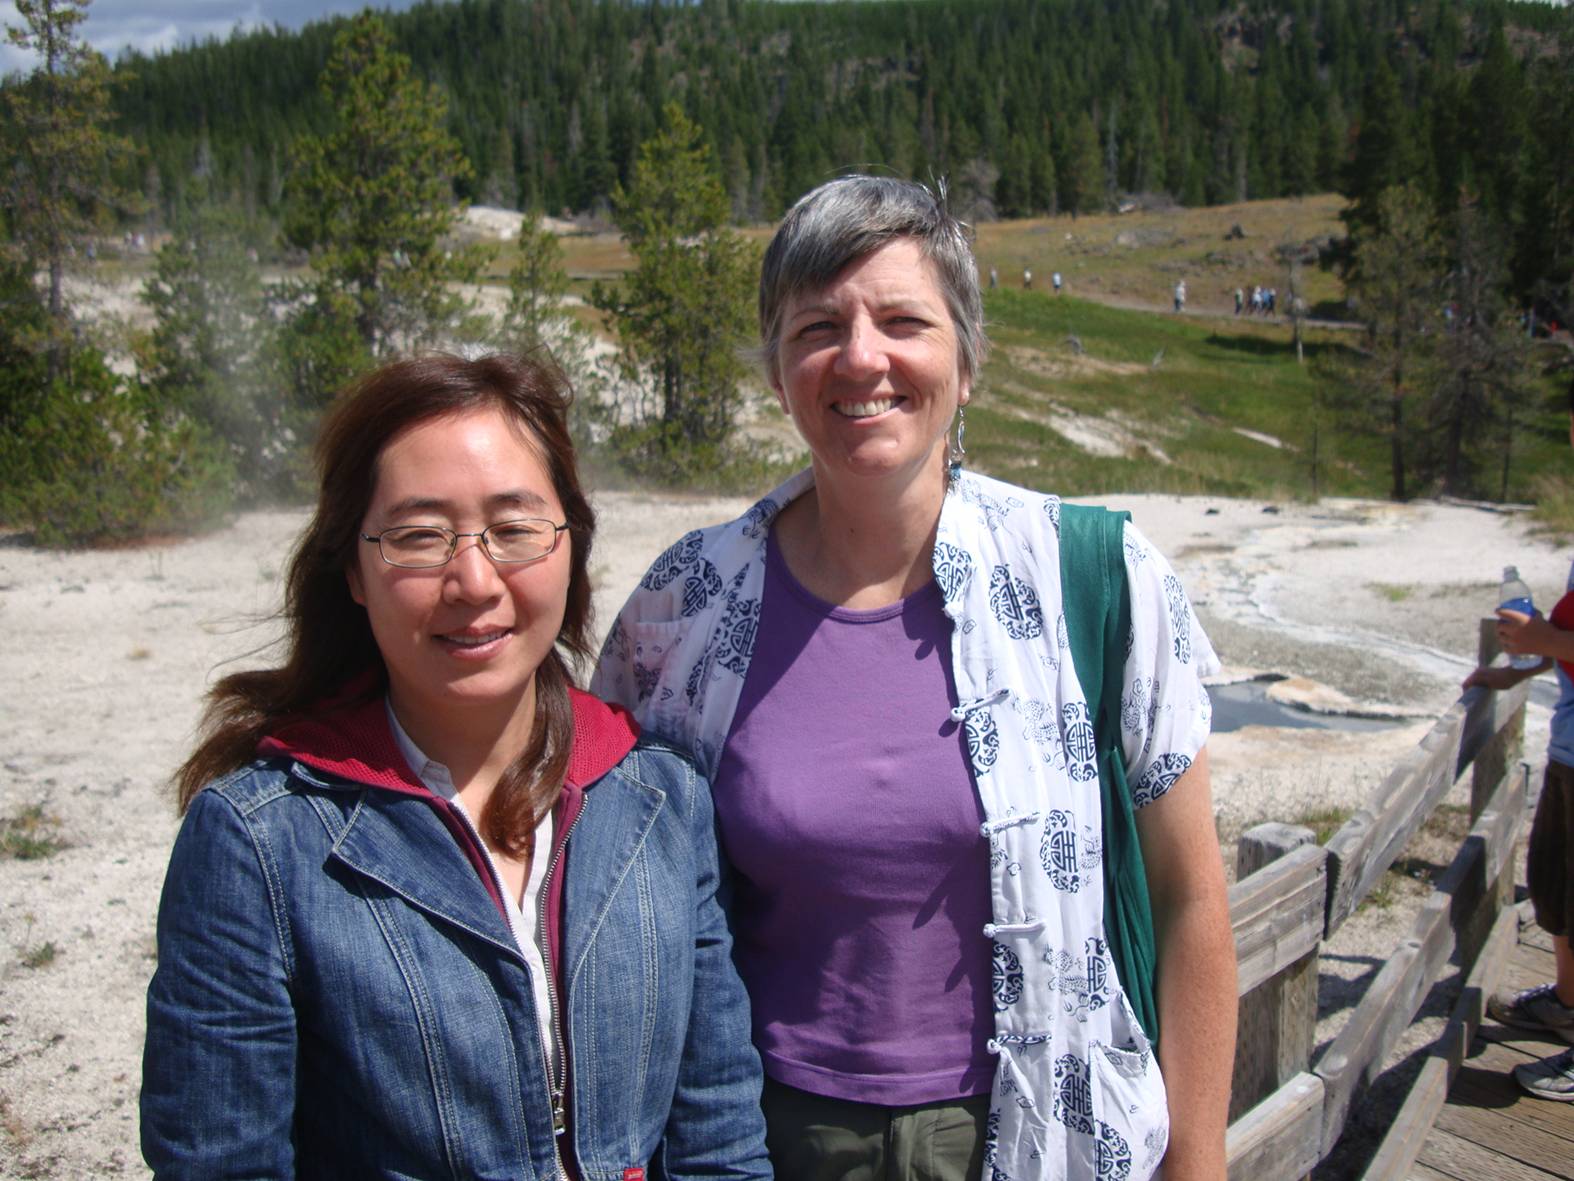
[21,941,59,969]
[591,420,793,493]
[136,204,303,504]
[1531,471,1574,541]
[0,351,236,546]
[269,285,373,415]
[0,261,51,436]
[0,803,67,860]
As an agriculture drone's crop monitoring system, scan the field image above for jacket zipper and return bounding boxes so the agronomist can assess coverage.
[537,801,582,1157]
[443,799,579,1180]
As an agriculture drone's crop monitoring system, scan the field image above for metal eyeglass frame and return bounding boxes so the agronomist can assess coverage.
[359,519,569,569]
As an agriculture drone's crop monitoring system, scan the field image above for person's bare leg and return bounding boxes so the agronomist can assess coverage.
[1555,934,1574,1007]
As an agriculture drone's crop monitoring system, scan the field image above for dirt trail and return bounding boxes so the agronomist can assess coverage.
[1078,288,1361,331]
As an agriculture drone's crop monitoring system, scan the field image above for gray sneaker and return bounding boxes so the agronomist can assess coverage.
[1487,983,1574,1044]
[1514,1046,1574,1102]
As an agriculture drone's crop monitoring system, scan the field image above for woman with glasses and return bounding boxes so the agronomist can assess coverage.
[141,352,770,1181]
[594,177,1236,1180]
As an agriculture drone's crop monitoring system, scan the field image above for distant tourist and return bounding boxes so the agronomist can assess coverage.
[1174,278,1186,313]
[1052,270,1063,294]
[1023,265,1033,290]
[989,264,998,289]
[1465,377,1574,1104]
[1234,287,1243,315]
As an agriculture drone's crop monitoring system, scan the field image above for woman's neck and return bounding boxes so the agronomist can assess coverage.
[388,681,537,805]
[775,458,949,609]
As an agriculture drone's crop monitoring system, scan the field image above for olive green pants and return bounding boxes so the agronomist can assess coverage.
[761,1077,989,1181]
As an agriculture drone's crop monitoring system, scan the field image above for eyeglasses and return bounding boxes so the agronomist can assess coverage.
[360,519,569,569]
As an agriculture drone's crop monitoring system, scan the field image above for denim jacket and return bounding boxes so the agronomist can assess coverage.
[141,688,770,1181]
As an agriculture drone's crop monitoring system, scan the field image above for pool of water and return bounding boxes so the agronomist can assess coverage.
[1209,680,1410,734]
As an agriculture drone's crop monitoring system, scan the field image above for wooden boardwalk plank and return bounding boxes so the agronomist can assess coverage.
[1476,1023,1570,1062]
[1521,925,1557,955]
[1454,1037,1573,1095]
[1448,1071,1574,1146]
[1408,923,1574,1181]
[1434,1098,1574,1175]
[1497,962,1562,997]
[1362,907,1520,1180]
[1415,1126,1568,1181]
[1497,942,1558,990]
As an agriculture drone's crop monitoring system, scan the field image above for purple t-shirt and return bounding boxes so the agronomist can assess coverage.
[711,533,996,1105]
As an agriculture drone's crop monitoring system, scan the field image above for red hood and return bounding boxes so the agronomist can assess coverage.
[256,679,640,793]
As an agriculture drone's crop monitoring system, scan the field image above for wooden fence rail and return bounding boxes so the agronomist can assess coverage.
[1221,621,1532,1181]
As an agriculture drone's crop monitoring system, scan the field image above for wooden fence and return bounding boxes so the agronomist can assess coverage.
[1222,621,1534,1180]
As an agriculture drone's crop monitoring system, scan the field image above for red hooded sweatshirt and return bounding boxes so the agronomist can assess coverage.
[256,682,641,1179]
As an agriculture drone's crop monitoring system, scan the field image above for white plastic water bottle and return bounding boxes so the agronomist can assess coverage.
[1499,566,1539,670]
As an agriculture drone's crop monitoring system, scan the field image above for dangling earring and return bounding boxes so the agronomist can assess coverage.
[948,405,967,480]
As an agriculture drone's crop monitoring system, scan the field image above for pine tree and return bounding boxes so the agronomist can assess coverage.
[496,214,594,399]
[0,260,51,434]
[995,134,1031,219]
[1341,58,1421,247]
[1283,105,1321,197]
[1518,37,1574,340]
[1,0,136,381]
[1347,185,1447,501]
[136,192,282,499]
[0,0,232,545]
[501,216,571,353]
[1124,103,1162,198]
[1427,196,1537,498]
[589,102,758,474]
[1058,112,1104,219]
[1463,24,1528,228]
[281,12,476,387]
[1029,134,1058,215]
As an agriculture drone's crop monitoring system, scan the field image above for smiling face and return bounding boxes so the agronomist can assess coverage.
[771,237,970,492]
[346,405,571,750]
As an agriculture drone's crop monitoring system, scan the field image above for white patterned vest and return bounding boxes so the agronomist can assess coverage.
[591,468,1218,1180]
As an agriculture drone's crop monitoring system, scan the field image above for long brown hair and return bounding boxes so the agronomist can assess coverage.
[176,352,596,857]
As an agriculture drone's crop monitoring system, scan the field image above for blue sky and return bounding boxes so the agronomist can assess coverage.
[3,0,1568,76]
[0,1,422,75]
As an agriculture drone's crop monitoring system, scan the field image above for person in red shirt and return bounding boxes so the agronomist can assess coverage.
[1465,379,1574,1102]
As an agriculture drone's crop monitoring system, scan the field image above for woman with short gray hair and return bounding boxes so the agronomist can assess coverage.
[596,175,1237,1180]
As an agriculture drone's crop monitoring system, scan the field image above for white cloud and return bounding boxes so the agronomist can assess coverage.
[1,0,416,76]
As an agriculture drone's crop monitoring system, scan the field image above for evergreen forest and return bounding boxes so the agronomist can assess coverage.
[2,0,1572,544]
[112,0,1572,296]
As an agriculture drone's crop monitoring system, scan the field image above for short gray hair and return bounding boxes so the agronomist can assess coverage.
[759,175,987,384]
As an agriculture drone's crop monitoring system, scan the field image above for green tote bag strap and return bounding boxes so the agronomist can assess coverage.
[1058,503,1161,1046]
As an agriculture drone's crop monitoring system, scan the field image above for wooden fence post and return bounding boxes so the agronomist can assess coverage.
[1471,618,1524,822]
[1231,822,1320,1123]
[1469,617,1528,922]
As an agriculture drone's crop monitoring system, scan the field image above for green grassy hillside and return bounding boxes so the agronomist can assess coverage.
[967,289,1567,504]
